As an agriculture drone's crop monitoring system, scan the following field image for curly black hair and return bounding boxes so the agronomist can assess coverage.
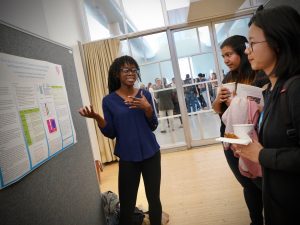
[108,55,141,93]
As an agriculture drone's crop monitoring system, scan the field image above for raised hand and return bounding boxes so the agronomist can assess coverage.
[78,105,106,128]
[78,105,99,119]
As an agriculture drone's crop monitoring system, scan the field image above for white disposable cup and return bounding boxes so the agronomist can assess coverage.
[222,82,235,94]
[217,82,236,98]
[233,124,254,140]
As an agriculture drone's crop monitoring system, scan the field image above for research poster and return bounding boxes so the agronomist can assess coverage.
[0,53,77,189]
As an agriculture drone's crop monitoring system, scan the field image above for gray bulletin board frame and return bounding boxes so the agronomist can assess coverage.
[0,21,106,225]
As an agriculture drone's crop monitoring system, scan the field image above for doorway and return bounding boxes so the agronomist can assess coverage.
[169,24,221,147]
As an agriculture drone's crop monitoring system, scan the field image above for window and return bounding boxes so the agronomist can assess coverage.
[128,32,170,64]
[83,0,194,40]
[84,4,110,40]
[122,0,165,33]
[174,29,199,57]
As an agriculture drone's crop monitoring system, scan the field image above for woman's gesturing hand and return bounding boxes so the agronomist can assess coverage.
[78,105,106,128]
[78,105,100,119]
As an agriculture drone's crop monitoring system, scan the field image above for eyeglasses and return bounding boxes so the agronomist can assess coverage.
[120,68,139,74]
[245,41,267,51]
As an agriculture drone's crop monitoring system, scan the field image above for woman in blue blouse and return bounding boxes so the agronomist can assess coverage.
[79,55,162,225]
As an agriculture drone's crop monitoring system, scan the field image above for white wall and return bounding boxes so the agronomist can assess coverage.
[0,0,49,38]
[0,0,88,46]
[42,0,87,46]
[0,0,101,160]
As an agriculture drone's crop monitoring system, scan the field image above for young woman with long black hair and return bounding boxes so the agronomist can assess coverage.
[213,35,268,225]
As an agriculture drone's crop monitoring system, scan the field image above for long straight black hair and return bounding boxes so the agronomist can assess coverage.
[248,5,300,80]
[107,55,141,93]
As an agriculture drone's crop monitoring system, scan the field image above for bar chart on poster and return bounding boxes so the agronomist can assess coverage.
[0,52,77,189]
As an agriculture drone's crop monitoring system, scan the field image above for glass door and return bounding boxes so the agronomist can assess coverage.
[169,24,221,147]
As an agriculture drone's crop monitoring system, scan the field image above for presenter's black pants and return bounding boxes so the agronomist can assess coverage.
[224,149,263,225]
[118,151,162,225]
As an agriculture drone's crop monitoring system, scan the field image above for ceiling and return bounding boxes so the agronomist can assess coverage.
[188,0,252,22]
[85,0,264,32]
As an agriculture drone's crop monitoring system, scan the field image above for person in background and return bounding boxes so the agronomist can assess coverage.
[79,55,162,225]
[152,80,160,114]
[171,77,183,127]
[147,82,154,92]
[147,82,157,113]
[155,77,174,133]
[139,83,146,89]
[197,73,207,109]
[184,74,199,112]
[209,72,218,102]
[235,6,300,225]
[212,35,268,225]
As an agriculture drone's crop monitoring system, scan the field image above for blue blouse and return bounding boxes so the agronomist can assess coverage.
[100,89,160,162]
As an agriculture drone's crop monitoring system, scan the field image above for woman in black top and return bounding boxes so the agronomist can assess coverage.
[236,6,300,225]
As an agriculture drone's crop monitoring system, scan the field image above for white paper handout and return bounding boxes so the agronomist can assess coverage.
[236,83,264,107]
